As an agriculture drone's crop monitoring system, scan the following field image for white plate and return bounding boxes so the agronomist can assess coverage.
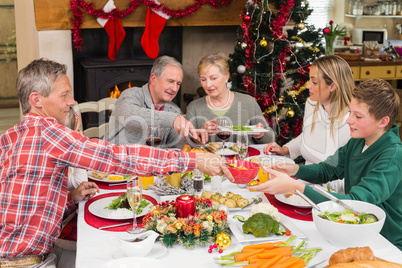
[228,211,306,243]
[219,125,270,135]
[112,243,167,259]
[87,171,129,184]
[100,257,170,268]
[246,154,295,165]
[88,195,152,220]
[275,194,312,208]
[215,142,237,156]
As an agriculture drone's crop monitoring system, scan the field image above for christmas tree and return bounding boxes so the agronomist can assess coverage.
[228,0,324,145]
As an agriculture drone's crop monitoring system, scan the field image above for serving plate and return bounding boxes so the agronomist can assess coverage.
[87,171,129,183]
[246,154,295,165]
[88,194,153,220]
[218,125,270,135]
[215,142,237,156]
[112,243,167,259]
[275,193,312,208]
[228,211,306,243]
[100,257,170,268]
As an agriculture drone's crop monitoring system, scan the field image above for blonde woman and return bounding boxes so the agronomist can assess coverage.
[264,55,354,193]
[186,52,274,144]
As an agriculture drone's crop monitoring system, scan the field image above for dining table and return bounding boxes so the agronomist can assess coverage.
[75,144,402,268]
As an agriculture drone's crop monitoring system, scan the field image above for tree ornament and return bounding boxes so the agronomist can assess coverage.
[244,14,251,22]
[215,232,231,250]
[286,108,295,118]
[259,38,268,47]
[297,21,305,30]
[206,214,214,221]
[237,65,246,74]
[241,42,247,49]
[174,222,183,230]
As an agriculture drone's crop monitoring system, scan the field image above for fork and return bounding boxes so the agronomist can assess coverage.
[294,210,311,216]
[241,196,263,210]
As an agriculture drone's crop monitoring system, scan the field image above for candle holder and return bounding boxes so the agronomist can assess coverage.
[175,195,196,218]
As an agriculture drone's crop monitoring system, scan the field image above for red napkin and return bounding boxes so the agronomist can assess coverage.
[88,178,126,190]
[265,193,313,221]
[84,192,157,232]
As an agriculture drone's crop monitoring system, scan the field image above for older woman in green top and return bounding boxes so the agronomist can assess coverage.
[186,52,274,144]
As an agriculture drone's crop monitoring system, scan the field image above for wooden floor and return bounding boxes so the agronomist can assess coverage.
[0,107,21,134]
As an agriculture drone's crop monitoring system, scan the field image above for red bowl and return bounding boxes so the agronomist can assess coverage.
[226,159,260,184]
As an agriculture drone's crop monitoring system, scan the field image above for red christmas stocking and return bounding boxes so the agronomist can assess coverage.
[97,0,126,61]
[141,3,171,59]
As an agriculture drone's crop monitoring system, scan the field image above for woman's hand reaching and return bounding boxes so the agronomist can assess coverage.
[264,142,289,155]
[202,119,217,136]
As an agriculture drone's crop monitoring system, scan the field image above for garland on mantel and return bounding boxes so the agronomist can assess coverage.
[71,0,234,50]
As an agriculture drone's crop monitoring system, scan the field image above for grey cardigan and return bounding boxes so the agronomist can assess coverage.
[186,92,274,144]
[105,84,185,148]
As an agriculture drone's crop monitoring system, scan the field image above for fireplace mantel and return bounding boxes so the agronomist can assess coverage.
[34,0,247,31]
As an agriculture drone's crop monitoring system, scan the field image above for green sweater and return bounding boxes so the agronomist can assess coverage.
[296,124,402,250]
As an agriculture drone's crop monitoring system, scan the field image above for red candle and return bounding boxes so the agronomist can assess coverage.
[175,195,196,218]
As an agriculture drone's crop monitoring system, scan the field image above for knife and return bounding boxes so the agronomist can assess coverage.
[98,222,132,230]
[295,190,333,222]
[312,185,361,215]
[188,132,215,153]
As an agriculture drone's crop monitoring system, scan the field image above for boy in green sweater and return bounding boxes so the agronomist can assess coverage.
[248,78,402,249]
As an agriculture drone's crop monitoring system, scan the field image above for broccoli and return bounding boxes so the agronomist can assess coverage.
[242,213,280,237]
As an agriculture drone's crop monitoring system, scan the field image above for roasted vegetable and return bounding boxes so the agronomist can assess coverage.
[242,213,280,237]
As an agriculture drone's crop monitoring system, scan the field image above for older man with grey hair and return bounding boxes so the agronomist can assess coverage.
[106,56,205,147]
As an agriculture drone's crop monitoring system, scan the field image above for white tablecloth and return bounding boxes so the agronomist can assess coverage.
[76,145,402,267]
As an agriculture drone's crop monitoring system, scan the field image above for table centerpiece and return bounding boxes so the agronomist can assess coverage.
[142,196,230,249]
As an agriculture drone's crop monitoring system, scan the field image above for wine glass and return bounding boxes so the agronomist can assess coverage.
[126,177,145,234]
[145,125,162,147]
[216,118,231,149]
[236,132,248,160]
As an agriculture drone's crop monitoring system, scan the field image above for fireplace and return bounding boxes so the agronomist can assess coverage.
[73,27,183,129]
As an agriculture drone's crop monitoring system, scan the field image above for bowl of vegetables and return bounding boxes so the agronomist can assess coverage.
[312,200,386,247]
[226,159,259,185]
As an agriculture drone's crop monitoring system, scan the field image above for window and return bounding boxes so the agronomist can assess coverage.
[305,0,334,29]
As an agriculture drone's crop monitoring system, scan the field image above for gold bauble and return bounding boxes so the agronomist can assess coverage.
[206,214,214,221]
[259,38,268,47]
[286,108,295,118]
[174,222,183,230]
[215,232,231,250]
[297,21,306,30]
[241,42,247,49]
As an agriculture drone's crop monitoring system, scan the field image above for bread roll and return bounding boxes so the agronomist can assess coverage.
[327,261,402,268]
[329,247,375,265]
[190,147,206,153]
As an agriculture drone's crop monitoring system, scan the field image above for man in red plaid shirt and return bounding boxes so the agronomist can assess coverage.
[0,58,231,267]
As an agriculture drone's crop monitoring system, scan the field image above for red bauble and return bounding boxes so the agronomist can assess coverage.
[244,14,251,22]
[323,27,331,35]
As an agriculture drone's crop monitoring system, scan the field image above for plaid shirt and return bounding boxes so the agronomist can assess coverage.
[0,114,196,257]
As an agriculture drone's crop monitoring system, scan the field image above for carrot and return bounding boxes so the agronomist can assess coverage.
[234,248,264,262]
[243,262,264,268]
[243,247,262,253]
[249,257,266,263]
[258,254,283,268]
[243,241,284,251]
[272,256,300,268]
[258,247,292,259]
[273,256,289,266]
[288,259,305,268]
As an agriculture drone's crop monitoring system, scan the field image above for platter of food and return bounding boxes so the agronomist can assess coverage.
[214,142,237,156]
[88,193,153,220]
[228,210,306,243]
[218,125,270,135]
[275,193,312,208]
[87,171,130,184]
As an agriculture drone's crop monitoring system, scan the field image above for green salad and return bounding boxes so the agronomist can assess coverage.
[105,193,149,214]
[319,209,378,224]
[183,171,211,182]
[231,126,253,131]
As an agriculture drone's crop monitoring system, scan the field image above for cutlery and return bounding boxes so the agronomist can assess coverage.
[108,182,127,186]
[294,210,311,216]
[295,190,333,222]
[98,222,132,230]
[188,132,215,153]
[279,221,290,232]
[225,163,244,169]
[241,196,263,210]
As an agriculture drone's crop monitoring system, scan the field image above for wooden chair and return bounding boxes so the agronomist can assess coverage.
[76,97,117,139]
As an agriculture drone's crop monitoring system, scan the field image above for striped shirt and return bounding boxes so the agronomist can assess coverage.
[0,114,195,257]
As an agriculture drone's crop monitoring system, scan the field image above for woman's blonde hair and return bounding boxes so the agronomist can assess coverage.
[197,52,229,76]
[311,55,354,137]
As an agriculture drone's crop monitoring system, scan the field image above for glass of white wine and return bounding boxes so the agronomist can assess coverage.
[236,132,248,160]
[126,177,145,234]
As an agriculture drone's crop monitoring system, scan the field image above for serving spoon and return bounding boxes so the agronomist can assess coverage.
[295,190,334,222]
[312,185,378,222]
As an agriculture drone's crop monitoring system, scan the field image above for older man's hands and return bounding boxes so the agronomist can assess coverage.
[173,115,208,143]
[195,153,234,181]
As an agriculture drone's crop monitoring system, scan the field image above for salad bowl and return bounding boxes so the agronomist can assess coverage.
[312,200,385,247]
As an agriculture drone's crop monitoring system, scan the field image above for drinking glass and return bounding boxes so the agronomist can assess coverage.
[126,177,145,234]
[145,125,162,147]
[216,118,231,149]
[236,132,248,160]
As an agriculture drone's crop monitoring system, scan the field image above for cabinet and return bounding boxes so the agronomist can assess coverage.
[345,14,402,23]
[346,60,402,81]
